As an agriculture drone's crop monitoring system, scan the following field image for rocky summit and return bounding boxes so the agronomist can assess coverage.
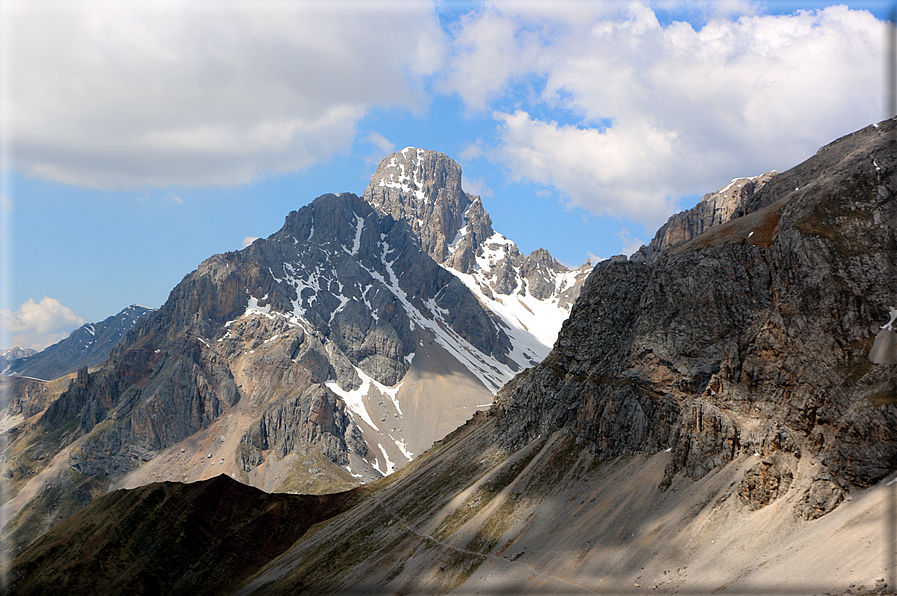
[0,149,589,561]
[7,119,895,596]
[225,119,897,595]
[366,148,591,365]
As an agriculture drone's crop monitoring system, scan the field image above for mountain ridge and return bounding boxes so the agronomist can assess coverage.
[1,305,153,382]
[9,118,894,594]
[1,149,590,560]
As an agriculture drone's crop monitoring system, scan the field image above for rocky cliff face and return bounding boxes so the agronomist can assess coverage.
[3,305,153,381]
[3,149,591,553]
[363,148,472,265]
[365,148,592,366]
[631,172,778,263]
[495,119,897,514]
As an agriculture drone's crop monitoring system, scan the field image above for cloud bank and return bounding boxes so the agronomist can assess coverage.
[3,1,887,230]
[1,297,85,351]
[5,0,444,189]
[443,2,883,228]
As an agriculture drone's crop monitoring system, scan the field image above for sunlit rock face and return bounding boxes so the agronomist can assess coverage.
[495,119,897,495]
[10,147,591,536]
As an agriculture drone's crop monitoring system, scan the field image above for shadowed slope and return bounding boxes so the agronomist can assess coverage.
[6,474,358,595]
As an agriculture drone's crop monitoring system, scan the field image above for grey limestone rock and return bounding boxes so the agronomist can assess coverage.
[796,469,845,520]
[238,384,366,471]
[495,119,897,515]
[631,172,778,264]
[363,148,473,264]
[737,458,794,510]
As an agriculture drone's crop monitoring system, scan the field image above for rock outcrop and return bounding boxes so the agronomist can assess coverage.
[631,172,778,263]
[1,149,587,563]
[495,119,897,499]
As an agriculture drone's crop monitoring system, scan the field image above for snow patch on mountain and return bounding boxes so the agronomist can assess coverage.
[377,147,427,203]
[348,214,365,256]
[359,236,516,392]
[442,233,580,367]
[326,361,406,430]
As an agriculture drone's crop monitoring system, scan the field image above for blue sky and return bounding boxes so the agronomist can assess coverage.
[0,0,892,350]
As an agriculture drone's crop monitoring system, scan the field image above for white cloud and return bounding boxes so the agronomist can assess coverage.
[1,297,84,351]
[6,0,445,189]
[242,236,259,248]
[365,132,396,155]
[458,142,484,161]
[363,132,396,165]
[462,176,493,199]
[444,3,884,229]
[616,227,644,256]
[4,0,887,234]
[438,7,544,112]
[493,109,684,229]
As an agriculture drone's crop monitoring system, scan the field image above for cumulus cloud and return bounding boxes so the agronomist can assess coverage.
[493,109,684,230]
[443,2,884,228]
[461,176,493,199]
[616,228,645,257]
[458,142,484,161]
[1,297,84,351]
[363,132,396,165]
[7,0,445,189]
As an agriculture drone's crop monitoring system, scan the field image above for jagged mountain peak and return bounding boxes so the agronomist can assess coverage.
[363,148,474,265]
[364,146,591,351]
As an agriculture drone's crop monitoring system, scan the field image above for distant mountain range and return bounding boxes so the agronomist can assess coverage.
[6,119,895,595]
[1,305,153,381]
[0,149,590,559]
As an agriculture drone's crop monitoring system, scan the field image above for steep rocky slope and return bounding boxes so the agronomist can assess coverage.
[1,150,589,560]
[8,120,894,595]
[495,118,897,496]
